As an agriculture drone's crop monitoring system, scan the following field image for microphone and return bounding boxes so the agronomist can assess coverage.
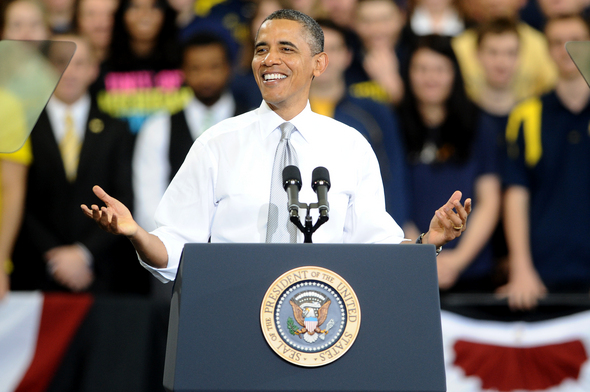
[282,165,302,217]
[312,167,330,217]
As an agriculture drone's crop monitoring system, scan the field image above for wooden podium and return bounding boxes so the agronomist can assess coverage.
[164,243,446,392]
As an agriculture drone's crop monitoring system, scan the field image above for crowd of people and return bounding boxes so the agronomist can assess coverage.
[0,0,589,311]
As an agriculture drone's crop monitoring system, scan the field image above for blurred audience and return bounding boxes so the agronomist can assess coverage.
[41,0,75,33]
[350,0,406,104]
[521,0,590,30]
[311,19,409,224]
[407,0,465,37]
[133,33,252,233]
[453,0,558,106]
[287,0,321,15]
[72,0,118,63]
[180,0,252,70]
[167,0,195,28]
[318,0,358,29]
[475,17,523,273]
[11,34,149,294]
[0,0,52,300]
[0,143,30,301]
[499,14,590,310]
[398,35,501,292]
[93,0,188,133]
[537,0,590,19]
[1,0,50,39]
[475,17,521,117]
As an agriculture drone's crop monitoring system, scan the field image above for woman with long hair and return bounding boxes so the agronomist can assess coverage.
[399,34,501,292]
[94,0,189,133]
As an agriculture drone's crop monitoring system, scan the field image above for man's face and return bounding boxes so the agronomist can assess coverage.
[52,38,98,104]
[252,19,327,117]
[315,27,350,85]
[478,32,519,88]
[78,0,117,50]
[546,18,590,79]
[354,0,404,51]
[183,44,231,106]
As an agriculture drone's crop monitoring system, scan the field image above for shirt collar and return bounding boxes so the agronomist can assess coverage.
[48,94,91,118]
[46,94,91,140]
[258,100,314,143]
[185,91,235,138]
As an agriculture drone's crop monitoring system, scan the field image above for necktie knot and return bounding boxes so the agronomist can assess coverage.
[280,122,294,141]
[65,112,74,128]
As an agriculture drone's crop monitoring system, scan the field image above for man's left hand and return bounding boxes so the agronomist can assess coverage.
[423,191,471,248]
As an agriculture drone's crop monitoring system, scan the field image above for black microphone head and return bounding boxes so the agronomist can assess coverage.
[282,165,302,190]
[312,166,331,191]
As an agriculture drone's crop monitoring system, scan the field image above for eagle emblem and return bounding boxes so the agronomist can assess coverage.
[288,290,333,343]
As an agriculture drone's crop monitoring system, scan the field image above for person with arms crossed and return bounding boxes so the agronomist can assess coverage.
[82,9,471,283]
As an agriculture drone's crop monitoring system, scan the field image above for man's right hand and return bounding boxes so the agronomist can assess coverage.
[81,185,169,270]
[81,185,138,238]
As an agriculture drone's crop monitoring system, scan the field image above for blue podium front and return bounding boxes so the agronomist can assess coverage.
[164,243,446,392]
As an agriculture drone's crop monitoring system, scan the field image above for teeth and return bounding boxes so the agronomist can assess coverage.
[264,73,286,81]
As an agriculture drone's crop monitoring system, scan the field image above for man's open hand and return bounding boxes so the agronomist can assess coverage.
[81,185,139,237]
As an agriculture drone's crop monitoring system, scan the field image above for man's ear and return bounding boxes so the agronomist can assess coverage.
[313,52,329,78]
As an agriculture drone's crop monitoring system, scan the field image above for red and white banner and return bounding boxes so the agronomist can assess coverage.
[441,309,590,392]
[0,292,92,392]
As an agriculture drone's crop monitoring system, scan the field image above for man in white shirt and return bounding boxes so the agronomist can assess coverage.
[133,33,253,232]
[82,10,471,283]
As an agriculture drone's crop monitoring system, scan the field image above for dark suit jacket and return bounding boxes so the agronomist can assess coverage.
[12,103,150,294]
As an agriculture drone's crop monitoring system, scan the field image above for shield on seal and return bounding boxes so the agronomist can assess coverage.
[304,308,318,333]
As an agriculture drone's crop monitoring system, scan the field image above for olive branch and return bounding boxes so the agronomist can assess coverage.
[287,317,300,335]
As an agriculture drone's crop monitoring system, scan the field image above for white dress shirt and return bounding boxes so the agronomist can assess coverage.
[142,101,405,282]
[133,94,235,231]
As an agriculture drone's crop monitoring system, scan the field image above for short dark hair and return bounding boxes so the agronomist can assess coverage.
[476,17,520,48]
[544,13,590,37]
[315,18,351,49]
[258,9,324,55]
[181,32,231,64]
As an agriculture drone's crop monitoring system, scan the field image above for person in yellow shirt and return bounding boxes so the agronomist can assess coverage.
[452,0,557,105]
[0,0,51,300]
[0,143,32,300]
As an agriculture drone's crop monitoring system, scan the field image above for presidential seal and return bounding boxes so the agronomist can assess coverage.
[260,266,361,367]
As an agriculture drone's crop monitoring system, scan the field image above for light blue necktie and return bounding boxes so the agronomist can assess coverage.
[266,122,299,243]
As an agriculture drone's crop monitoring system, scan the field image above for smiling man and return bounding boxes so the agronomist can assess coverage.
[82,9,471,283]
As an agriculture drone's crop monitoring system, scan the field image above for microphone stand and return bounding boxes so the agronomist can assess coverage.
[289,202,328,243]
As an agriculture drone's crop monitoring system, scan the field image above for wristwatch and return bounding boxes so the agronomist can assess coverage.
[416,233,442,256]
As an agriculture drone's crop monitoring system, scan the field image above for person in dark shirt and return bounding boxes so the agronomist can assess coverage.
[398,35,501,292]
[499,14,590,310]
[310,18,409,225]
